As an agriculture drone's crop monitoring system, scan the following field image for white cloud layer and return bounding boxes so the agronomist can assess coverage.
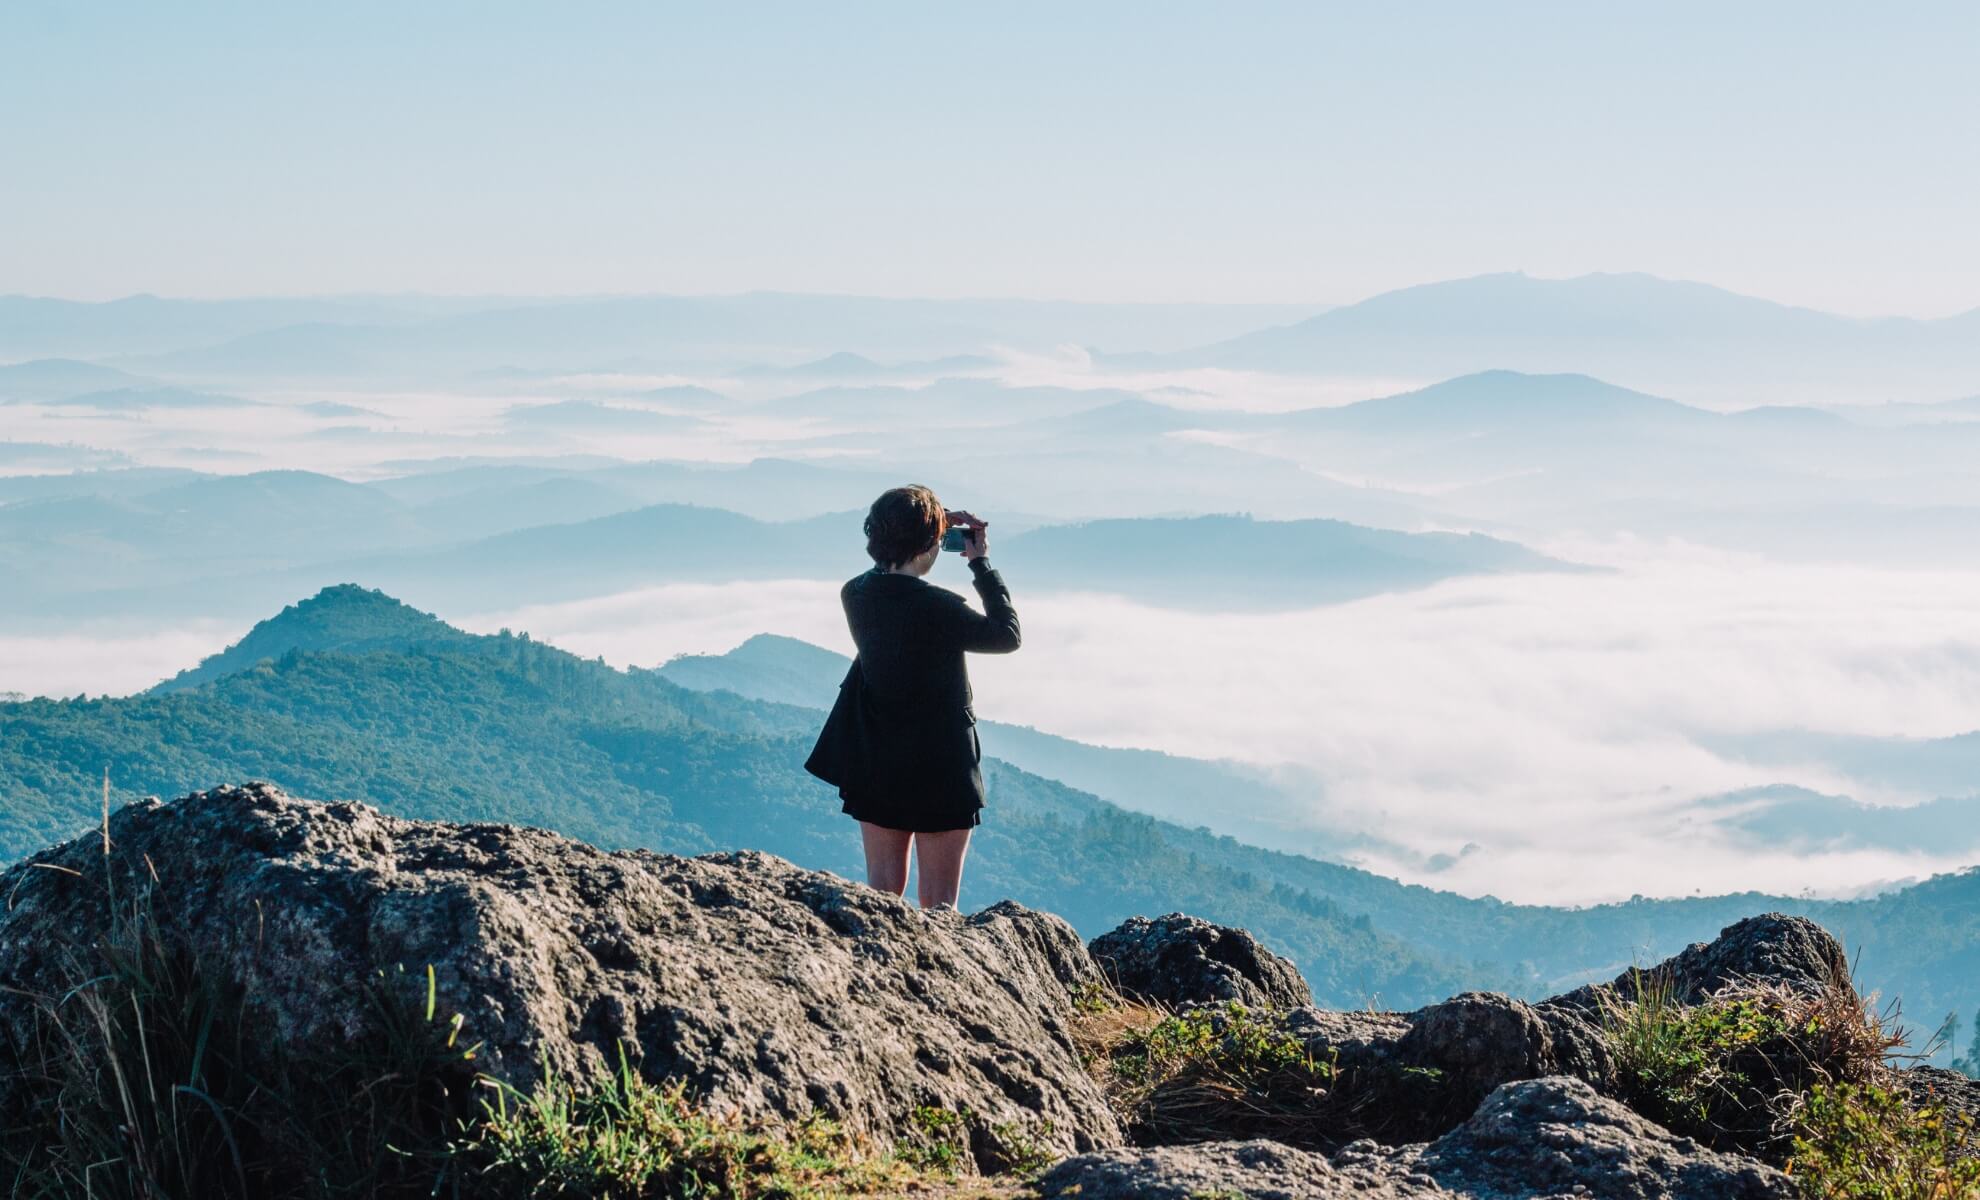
[449,543,1980,905]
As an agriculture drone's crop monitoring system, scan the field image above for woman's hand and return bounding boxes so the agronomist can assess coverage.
[946,510,990,561]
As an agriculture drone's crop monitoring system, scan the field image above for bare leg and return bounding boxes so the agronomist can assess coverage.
[914,828,972,909]
[859,821,913,895]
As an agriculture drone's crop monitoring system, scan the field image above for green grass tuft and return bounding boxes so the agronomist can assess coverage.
[454,1041,950,1199]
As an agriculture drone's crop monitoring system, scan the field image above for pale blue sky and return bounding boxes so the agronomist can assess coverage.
[3,2,1975,316]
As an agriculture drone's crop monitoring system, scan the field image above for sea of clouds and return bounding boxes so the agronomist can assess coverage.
[425,538,1980,905]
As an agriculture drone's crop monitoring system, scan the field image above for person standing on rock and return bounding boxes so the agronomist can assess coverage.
[804,485,1020,910]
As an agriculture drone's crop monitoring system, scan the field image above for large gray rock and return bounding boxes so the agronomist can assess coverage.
[1038,1076,1793,1199]
[0,782,1122,1170]
[1089,912,1313,1009]
[1270,993,1572,1146]
[1392,1076,1792,1198]
[1547,913,1850,1015]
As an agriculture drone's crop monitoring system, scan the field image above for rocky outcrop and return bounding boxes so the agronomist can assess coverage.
[1162,915,1851,1151]
[0,782,1892,1194]
[1547,912,1850,1015]
[1038,1076,1794,1199]
[1089,911,1313,1009]
[0,783,1121,1170]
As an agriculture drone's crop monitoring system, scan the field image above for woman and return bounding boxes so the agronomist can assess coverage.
[803,485,1020,909]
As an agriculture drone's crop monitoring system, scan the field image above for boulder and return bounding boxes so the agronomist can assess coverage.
[1391,992,1556,1122]
[0,782,1122,1170]
[1393,1076,1793,1198]
[1269,994,1567,1145]
[1089,912,1313,1009]
[1039,1076,1794,1199]
[1547,913,1850,1015]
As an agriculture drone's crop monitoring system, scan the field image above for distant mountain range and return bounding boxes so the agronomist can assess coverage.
[0,462,1574,624]
[1157,272,1980,406]
[6,582,1980,1051]
[8,274,1974,406]
[0,293,1320,374]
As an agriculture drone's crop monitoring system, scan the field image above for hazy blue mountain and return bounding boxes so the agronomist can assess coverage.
[740,351,1001,380]
[1693,786,1980,857]
[1825,393,1980,428]
[1165,272,1980,405]
[1001,513,1583,609]
[656,632,853,706]
[0,470,432,615]
[657,633,1403,860]
[0,466,204,507]
[402,476,647,541]
[635,384,732,410]
[125,320,385,376]
[308,505,854,612]
[502,399,706,433]
[97,294,1320,378]
[746,379,1148,426]
[1220,371,1980,548]
[1272,369,1707,435]
[0,467,1568,625]
[36,385,261,410]
[0,294,433,358]
[1019,395,1216,438]
[0,442,132,471]
[1706,730,1980,803]
[0,357,147,398]
[369,457,941,523]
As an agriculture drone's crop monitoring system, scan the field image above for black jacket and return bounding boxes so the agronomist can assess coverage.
[804,556,1020,829]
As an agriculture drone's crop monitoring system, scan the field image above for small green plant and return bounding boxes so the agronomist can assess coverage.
[1600,969,1791,1136]
[897,1103,968,1172]
[1097,1001,1335,1146]
[457,1041,939,1199]
[1071,979,1115,1015]
[985,1117,1057,1178]
[1786,1081,1980,1199]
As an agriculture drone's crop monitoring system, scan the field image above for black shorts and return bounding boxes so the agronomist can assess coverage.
[840,789,982,833]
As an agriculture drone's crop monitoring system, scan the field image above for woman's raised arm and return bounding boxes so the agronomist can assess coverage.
[938,556,1020,653]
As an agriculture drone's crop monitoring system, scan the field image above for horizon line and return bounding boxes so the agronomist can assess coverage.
[8,269,1977,325]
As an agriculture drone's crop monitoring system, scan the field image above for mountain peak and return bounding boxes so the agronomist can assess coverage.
[150,584,465,694]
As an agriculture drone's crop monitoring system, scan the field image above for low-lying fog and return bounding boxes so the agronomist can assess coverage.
[427,541,1980,906]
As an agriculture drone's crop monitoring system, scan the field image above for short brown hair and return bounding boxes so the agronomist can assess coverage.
[865,485,946,568]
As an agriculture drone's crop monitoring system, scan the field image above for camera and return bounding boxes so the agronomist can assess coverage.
[941,526,972,553]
